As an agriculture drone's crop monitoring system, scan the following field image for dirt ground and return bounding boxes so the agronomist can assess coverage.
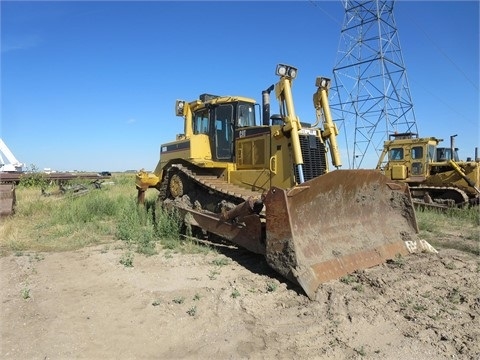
[1,233,479,360]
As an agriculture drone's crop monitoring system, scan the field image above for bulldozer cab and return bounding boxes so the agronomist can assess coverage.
[377,133,442,181]
[191,98,257,162]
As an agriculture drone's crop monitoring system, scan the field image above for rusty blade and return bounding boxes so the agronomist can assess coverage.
[263,169,418,299]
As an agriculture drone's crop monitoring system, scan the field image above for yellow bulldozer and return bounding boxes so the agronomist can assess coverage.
[376,133,480,209]
[136,64,432,299]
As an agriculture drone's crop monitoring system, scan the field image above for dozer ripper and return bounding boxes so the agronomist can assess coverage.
[376,133,480,209]
[136,64,431,299]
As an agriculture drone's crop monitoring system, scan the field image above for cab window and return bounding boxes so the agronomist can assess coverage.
[437,148,453,161]
[411,162,423,175]
[411,146,423,160]
[389,148,404,161]
[237,103,255,127]
[193,110,209,134]
[427,145,436,162]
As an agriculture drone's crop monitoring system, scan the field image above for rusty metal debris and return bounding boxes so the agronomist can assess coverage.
[0,172,111,185]
[0,184,16,217]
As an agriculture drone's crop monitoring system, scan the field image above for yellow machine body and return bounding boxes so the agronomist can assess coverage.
[377,133,480,207]
[136,64,428,299]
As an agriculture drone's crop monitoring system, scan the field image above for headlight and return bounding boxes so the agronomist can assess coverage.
[288,68,297,78]
[276,64,287,76]
[276,64,297,79]
[175,100,186,116]
[315,77,331,89]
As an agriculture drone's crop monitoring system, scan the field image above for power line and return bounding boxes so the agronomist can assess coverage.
[408,14,479,92]
[308,0,342,27]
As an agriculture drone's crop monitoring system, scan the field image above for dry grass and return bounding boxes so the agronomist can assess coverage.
[0,174,140,254]
[1,173,479,257]
[416,206,480,255]
[0,173,205,257]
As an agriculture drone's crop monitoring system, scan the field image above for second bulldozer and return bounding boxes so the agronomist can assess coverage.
[376,133,480,209]
[136,64,432,299]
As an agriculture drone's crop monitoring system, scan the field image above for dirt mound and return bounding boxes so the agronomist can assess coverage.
[1,238,479,359]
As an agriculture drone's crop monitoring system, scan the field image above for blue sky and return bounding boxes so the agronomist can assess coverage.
[1,1,478,172]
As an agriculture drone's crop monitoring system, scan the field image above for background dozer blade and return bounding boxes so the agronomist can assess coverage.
[263,169,419,300]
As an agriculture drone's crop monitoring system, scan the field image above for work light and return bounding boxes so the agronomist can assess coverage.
[276,64,298,79]
[175,100,185,116]
[315,77,331,88]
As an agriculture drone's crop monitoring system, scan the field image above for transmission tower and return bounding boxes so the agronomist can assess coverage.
[330,0,418,169]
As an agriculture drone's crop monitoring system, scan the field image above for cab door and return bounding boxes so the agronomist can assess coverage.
[212,104,234,161]
[410,145,426,177]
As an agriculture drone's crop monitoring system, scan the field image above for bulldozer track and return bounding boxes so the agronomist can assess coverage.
[159,163,264,210]
[410,185,470,210]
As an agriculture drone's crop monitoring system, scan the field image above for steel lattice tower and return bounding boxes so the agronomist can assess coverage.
[330,0,418,169]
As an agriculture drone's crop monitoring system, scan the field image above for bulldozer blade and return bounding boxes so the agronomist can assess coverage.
[263,169,420,300]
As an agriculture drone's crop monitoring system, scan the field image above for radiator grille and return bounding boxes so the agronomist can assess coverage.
[294,135,327,182]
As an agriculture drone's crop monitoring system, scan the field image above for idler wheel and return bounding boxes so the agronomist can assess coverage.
[169,173,186,198]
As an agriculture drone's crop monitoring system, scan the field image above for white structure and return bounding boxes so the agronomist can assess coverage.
[0,138,24,172]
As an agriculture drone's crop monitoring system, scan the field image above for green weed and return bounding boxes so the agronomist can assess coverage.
[208,269,220,280]
[21,287,31,300]
[340,274,357,284]
[444,262,456,270]
[413,303,427,312]
[172,296,185,304]
[18,165,49,188]
[116,201,153,242]
[119,252,134,267]
[352,284,364,292]
[447,288,462,304]
[186,306,197,316]
[389,253,405,268]
[211,257,230,266]
[32,253,45,261]
[266,281,278,292]
[354,346,366,356]
[153,206,182,243]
